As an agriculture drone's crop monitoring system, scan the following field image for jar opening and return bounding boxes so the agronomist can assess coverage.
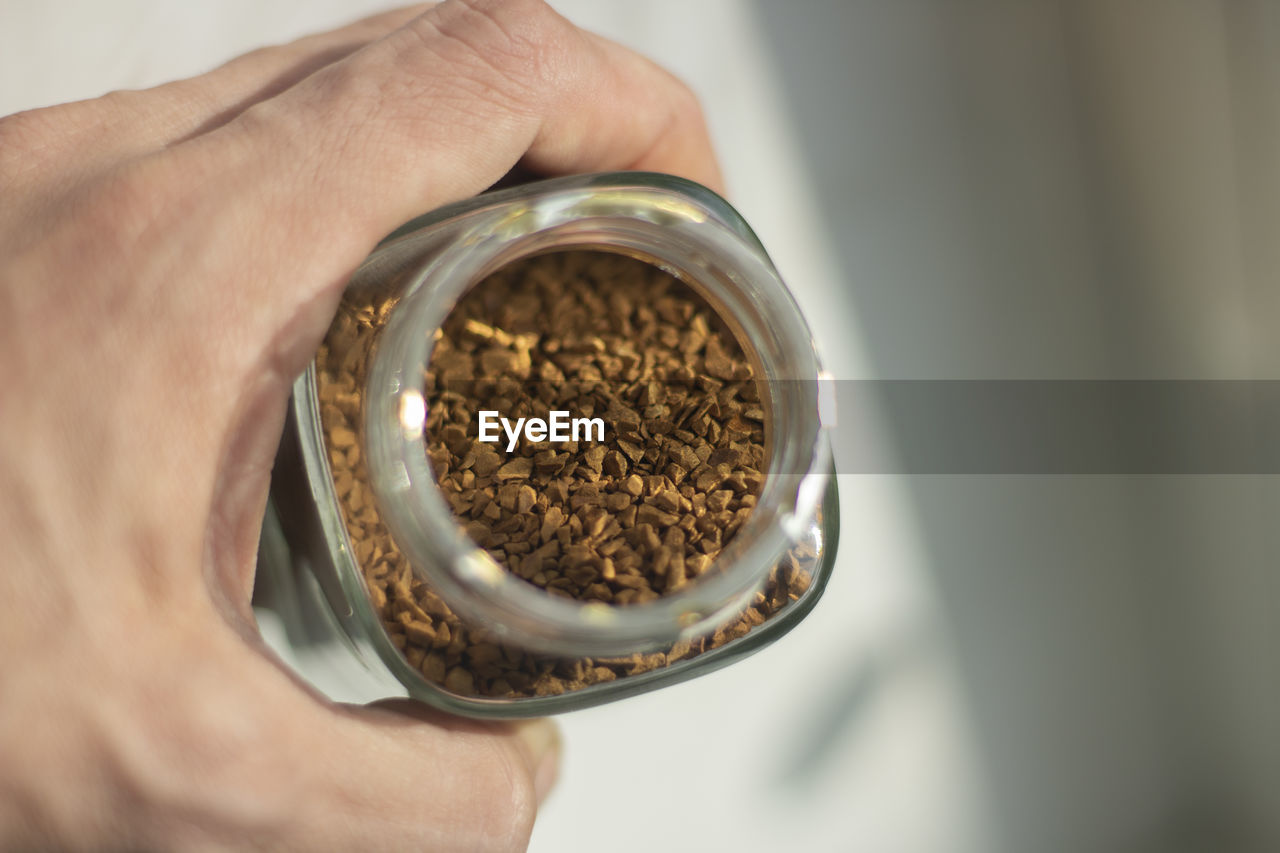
[362,180,828,657]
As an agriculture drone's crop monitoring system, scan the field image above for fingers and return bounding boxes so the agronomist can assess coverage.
[34,0,725,573]
[6,4,432,184]
[188,0,719,239]
[281,698,558,850]
[155,0,720,355]
[524,27,725,192]
[120,4,435,148]
[363,698,562,803]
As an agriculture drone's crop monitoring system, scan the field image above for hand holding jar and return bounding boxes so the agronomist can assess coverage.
[0,1,721,849]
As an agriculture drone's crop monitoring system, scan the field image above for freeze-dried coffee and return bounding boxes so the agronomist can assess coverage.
[316,250,813,699]
[424,250,766,603]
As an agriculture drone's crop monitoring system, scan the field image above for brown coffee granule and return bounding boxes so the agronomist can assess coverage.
[425,250,765,603]
[316,250,814,700]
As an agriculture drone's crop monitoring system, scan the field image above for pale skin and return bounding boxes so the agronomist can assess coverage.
[0,1,722,848]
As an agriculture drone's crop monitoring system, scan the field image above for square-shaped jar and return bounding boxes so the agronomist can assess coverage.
[261,173,838,717]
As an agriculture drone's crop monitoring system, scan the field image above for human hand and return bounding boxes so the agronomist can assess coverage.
[0,1,720,849]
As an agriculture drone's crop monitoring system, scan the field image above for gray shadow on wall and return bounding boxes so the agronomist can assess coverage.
[749,2,1280,852]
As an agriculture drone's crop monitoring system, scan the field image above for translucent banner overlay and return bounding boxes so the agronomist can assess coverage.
[428,379,1280,474]
[825,380,1280,474]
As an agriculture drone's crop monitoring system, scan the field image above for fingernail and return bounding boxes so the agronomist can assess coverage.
[515,719,561,802]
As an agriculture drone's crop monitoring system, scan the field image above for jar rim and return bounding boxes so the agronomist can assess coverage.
[363,174,830,657]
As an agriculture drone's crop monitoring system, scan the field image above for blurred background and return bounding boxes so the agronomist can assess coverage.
[4,2,1276,851]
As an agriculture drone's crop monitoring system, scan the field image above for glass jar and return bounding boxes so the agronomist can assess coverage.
[260,172,838,717]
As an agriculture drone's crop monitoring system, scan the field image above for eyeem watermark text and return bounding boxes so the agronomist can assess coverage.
[477,410,605,452]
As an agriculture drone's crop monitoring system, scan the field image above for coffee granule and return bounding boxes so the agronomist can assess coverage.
[316,249,815,699]
[425,250,765,602]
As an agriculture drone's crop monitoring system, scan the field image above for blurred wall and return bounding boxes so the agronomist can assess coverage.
[753,1,1279,851]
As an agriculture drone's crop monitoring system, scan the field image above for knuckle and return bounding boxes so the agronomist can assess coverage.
[0,95,132,184]
[645,64,707,131]
[0,108,46,150]
[410,0,575,108]
[23,155,189,293]
[92,88,147,123]
[76,163,171,244]
[0,102,73,145]
[0,107,60,184]
[668,77,707,124]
